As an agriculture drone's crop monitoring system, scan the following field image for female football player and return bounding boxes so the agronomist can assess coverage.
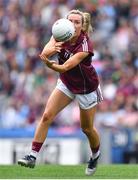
[18,9,103,176]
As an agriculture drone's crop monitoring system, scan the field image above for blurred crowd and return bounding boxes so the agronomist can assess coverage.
[0,0,138,129]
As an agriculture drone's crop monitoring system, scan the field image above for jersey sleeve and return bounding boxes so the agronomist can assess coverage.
[77,38,94,56]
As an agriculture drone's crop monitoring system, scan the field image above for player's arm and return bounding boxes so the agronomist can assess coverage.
[39,52,89,73]
[41,36,63,58]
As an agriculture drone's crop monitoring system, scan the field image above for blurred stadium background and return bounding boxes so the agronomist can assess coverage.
[0,0,138,166]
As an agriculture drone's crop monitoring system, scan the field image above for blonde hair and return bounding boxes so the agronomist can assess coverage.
[83,12,93,35]
[67,9,93,35]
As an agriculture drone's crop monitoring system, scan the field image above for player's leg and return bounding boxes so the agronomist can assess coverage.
[80,106,100,175]
[80,106,100,152]
[33,88,73,142]
[76,86,103,175]
[18,88,73,168]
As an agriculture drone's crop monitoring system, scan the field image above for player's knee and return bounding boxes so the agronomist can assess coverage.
[41,111,54,124]
[82,127,93,136]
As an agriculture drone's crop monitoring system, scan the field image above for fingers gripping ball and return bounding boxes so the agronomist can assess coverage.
[52,18,75,42]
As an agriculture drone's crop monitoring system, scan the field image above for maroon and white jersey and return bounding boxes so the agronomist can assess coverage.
[58,31,99,94]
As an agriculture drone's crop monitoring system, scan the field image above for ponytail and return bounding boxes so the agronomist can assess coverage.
[82,12,93,35]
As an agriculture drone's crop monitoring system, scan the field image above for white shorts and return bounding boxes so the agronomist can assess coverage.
[56,79,103,110]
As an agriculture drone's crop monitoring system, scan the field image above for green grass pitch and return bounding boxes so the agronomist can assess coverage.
[0,164,138,179]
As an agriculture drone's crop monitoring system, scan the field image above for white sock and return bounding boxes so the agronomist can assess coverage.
[30,150,38,159]
[92,150,100,159]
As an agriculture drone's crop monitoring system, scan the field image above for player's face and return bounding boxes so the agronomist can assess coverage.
[67,14,83,38]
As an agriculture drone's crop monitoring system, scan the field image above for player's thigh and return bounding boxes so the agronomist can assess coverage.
[80,106,97,129]
[44,88,73,116]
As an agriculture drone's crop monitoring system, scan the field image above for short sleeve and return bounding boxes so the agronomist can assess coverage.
[77,37,94,56]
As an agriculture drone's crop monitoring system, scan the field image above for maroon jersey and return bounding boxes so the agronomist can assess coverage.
[58,31,99,94]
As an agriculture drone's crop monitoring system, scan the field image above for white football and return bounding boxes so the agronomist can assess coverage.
[52,18,75,42]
